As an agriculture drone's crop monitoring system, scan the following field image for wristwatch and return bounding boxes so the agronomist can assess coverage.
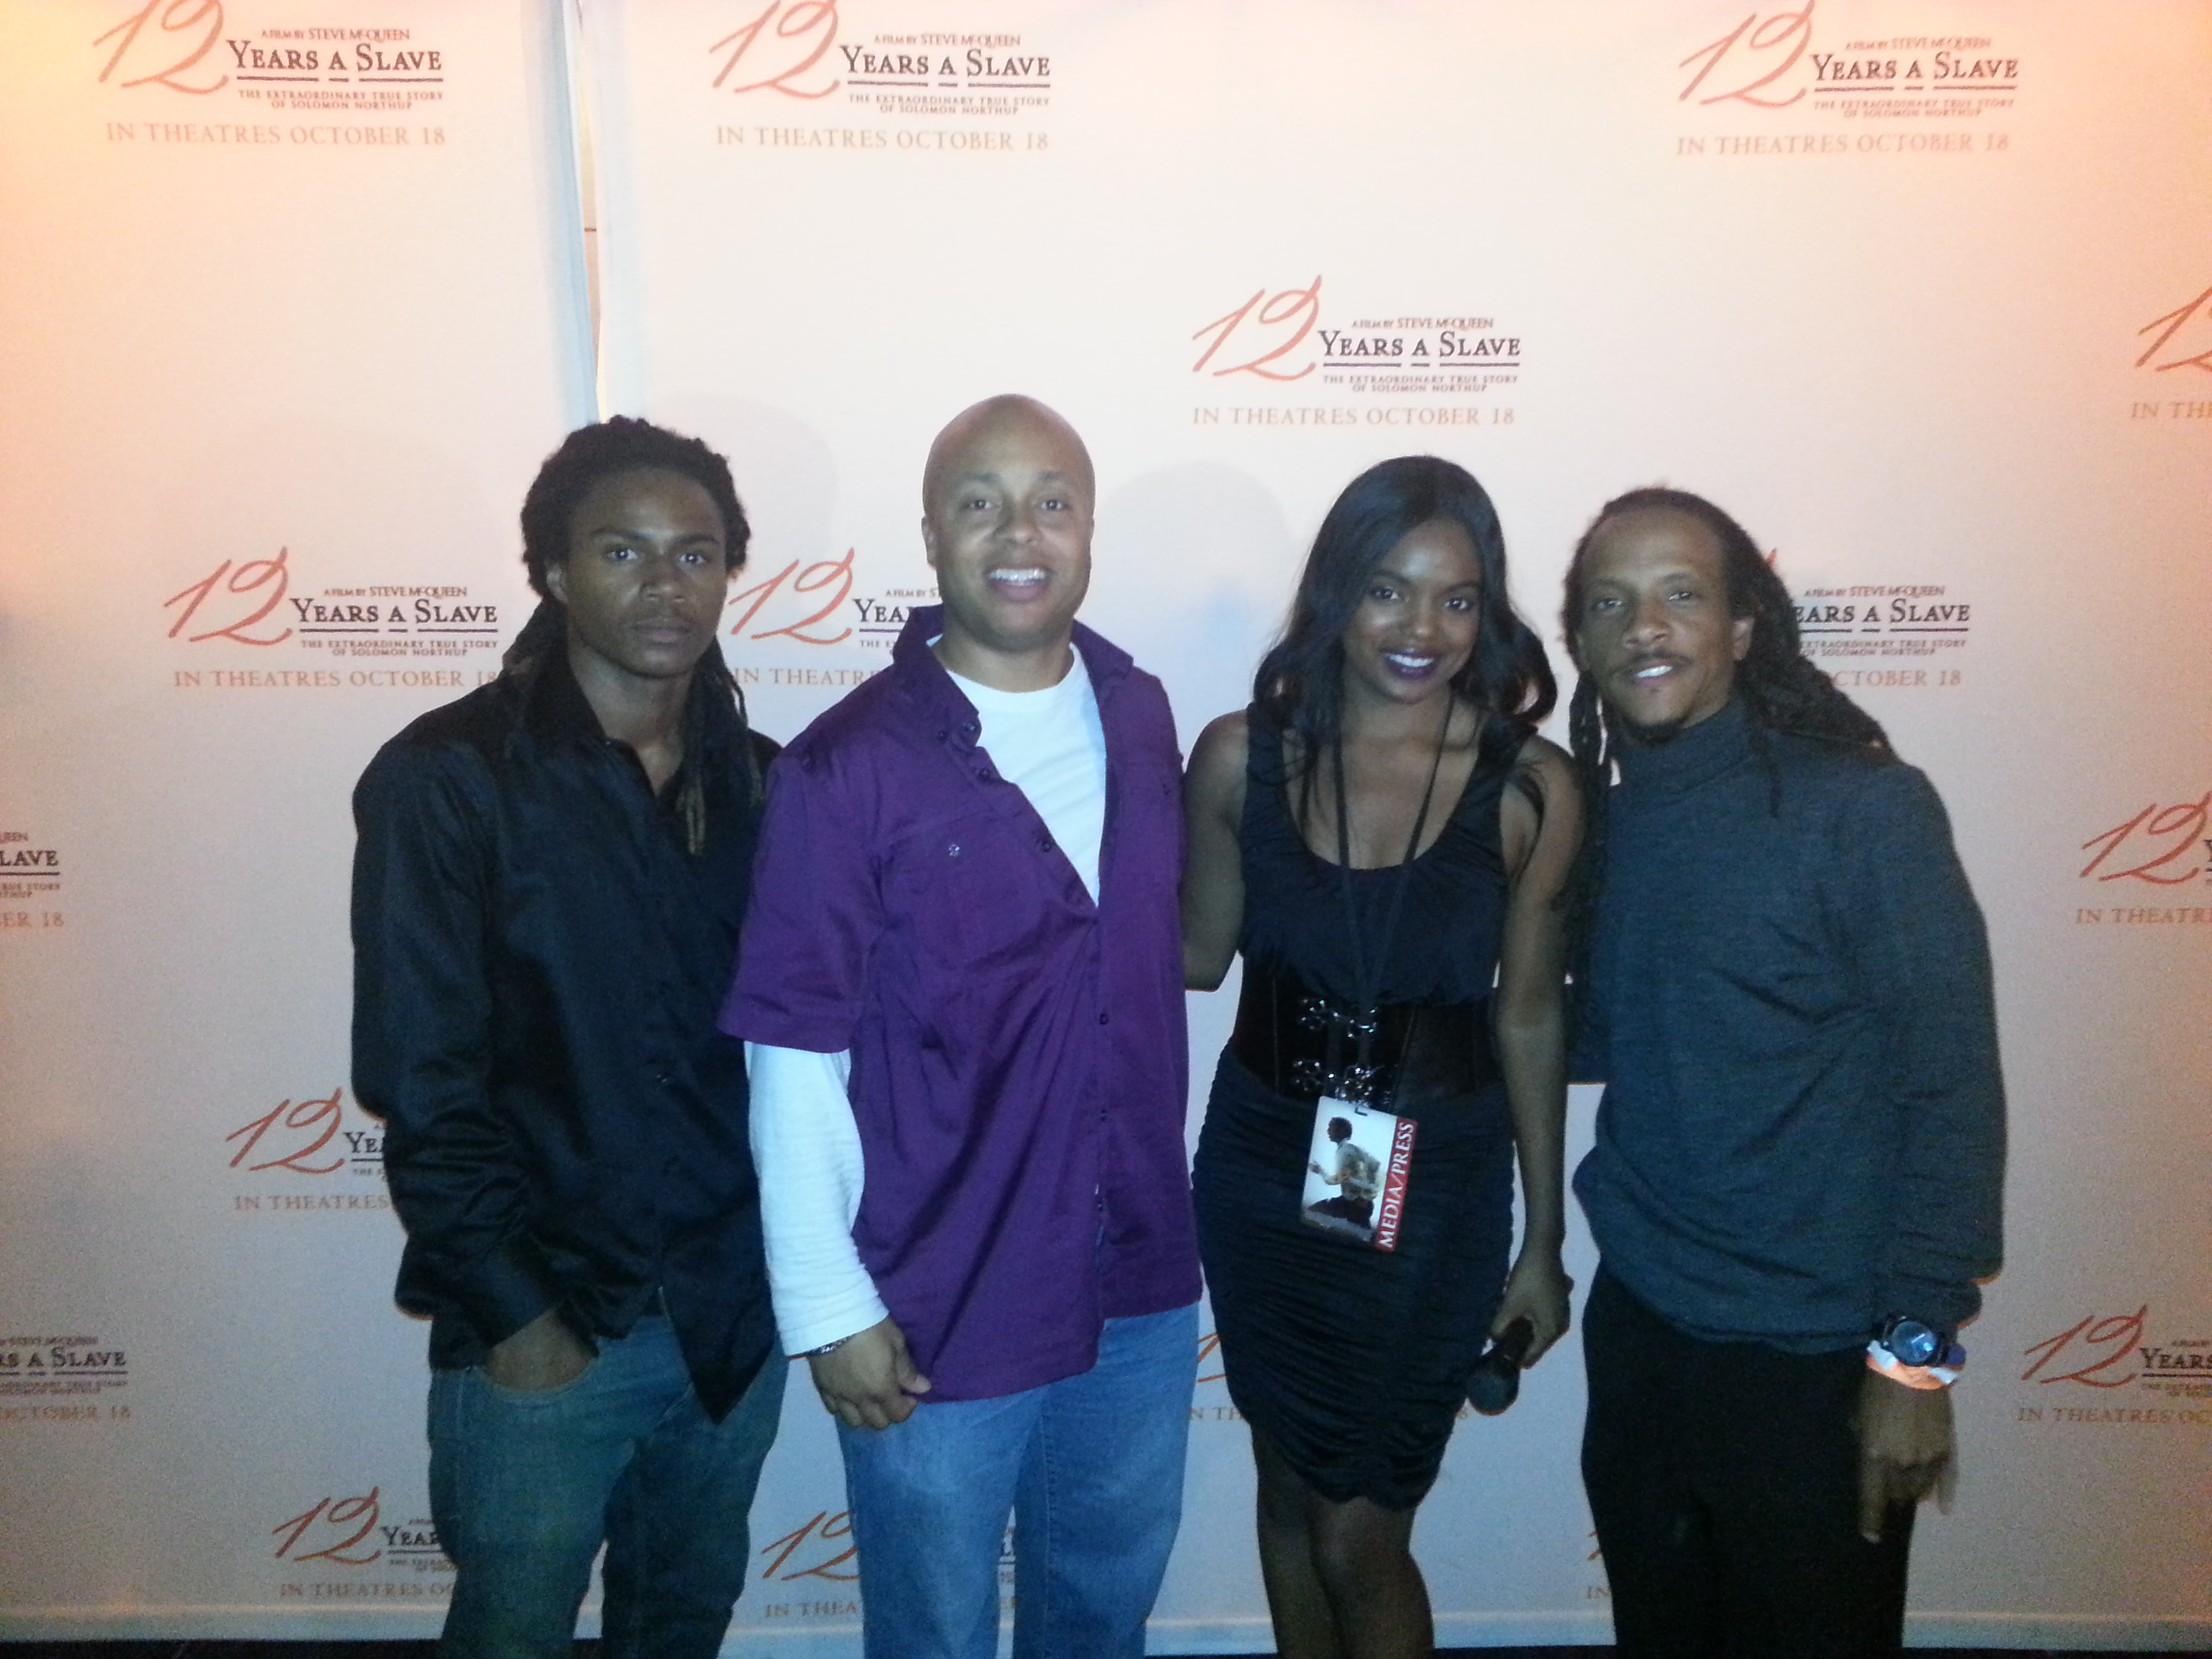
[1875,1314,1965,1372]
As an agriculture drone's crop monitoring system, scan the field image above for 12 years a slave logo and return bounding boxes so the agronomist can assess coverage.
[729,546,858,646]
[97,0,229,95]
[98,2,450,119]
[2018,1307,2212,1428]
[710,1,1054,131]
[760,1509,857,1582]
[1793,581,1970,677]
[227,1086,382,1177]
[2074,792,2210,928]
[1193,277,1519,392]
[2136,281,2212,378]
[275,1489,390,1566]
[228,1086,394,1216]
[2081,793,2209,887]
[164,547,295,644]
[1,1334,131,1409]
[1679,5,1814,108]
[218,27,445,113]
[1678,3,2020,117]
[722,548,916,695]
[165,549,498,655]
[163,547,504,692]
[2130,279,2212,422]
[712,0,842,100]
[0,827,66,934]
[756,1506,859,1624]
[1672,3,2020,157]
[754,1507,1014,1622]
[274,1487,452,1599]
[728,548,926,659]
[1190,277,1521,431]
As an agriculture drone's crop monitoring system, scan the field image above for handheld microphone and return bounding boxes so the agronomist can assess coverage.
[1466,1316,1534,1415]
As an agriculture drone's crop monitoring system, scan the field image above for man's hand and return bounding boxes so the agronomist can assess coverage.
[808,1316,933,1430]
[1854,1366,1954,1541]
[482,1307,594,1392]
[1491,1247,1573,1366]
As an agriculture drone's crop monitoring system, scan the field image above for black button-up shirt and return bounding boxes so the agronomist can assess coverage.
[350,638,776,1418]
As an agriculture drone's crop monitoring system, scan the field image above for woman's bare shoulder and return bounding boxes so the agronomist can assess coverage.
[1512,733,1576,789]
[1189,709,1252,779]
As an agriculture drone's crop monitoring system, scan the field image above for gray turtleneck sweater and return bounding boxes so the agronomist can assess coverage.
[1574,697,2005,1352]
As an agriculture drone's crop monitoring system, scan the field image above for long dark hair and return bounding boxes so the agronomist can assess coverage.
[506,415,762,844]
[518,415,750,598]
[1253,455,1554,790]
[1559,487,1891,966]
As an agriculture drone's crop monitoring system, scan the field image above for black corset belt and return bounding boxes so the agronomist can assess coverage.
[1229,960,1498,1110]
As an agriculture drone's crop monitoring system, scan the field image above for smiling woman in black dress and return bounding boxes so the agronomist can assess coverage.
[1182,456,1582,1659]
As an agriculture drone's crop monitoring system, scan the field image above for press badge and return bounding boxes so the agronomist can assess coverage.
[1299,1096,1416,1252]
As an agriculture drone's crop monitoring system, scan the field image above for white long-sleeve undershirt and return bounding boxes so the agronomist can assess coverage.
[747,653,1108,1356]
[745,1042,884,1355]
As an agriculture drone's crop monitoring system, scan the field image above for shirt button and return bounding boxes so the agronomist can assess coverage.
[1097,1012,1110,1025]
[947,842,963,858]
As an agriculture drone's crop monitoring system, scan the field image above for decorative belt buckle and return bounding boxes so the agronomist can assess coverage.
[1335,1063,1382,1108]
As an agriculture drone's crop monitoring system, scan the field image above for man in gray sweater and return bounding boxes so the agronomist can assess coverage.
[1561,487,2004,1656]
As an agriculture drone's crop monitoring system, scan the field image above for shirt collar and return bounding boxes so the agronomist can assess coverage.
[1612,693,1753,796]
[946,647,1094,717]
[510,609,741,777]
[893,604,1130,742]
[516,632,609,747]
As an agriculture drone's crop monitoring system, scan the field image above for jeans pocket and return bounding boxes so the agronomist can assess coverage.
[473,1351,601,1406]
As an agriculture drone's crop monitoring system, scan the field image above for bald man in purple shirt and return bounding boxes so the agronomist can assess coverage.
[720,395,1202,1659]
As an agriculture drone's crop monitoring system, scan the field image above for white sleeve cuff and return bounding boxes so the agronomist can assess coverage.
[745,1042,888,1355]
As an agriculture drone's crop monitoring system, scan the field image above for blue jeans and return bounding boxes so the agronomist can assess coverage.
[428,1313,785,1659]
[837,1303,1199,1659]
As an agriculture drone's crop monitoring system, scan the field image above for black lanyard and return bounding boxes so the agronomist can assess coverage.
[1330,695,1454,1021]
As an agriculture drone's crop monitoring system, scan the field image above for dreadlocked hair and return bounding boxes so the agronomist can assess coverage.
[1557,487,1893,979]
[514,415,763,851]
[1251,454,1555,819]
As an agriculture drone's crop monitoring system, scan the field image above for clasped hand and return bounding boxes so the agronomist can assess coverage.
[808,1315,933,1430]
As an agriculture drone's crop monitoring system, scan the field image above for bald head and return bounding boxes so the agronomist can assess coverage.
[923,394,1094,514]
[919,393,1096,692]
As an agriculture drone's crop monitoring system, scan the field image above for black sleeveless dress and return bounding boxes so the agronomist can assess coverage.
[1192,716,1516,1509]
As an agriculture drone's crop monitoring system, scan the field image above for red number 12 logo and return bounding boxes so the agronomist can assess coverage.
[1191,278,1322,382]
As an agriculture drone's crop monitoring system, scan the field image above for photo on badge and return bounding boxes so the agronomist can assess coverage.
[1300,1099,1414,1251]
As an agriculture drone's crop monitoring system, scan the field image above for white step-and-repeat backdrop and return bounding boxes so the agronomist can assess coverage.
[3,1,2208,1650]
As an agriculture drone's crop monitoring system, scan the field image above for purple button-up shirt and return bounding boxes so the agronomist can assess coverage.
[720,607,1202,1401]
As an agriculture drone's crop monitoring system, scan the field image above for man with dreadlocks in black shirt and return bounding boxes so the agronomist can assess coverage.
[352,417,784,1658]
[1559,487,2004,1657]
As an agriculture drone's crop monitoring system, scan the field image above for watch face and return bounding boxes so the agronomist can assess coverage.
[1885,1319,1940,1366]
